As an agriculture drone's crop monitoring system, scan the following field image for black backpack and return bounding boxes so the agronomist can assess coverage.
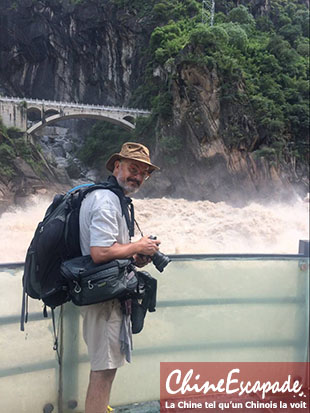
[20,175,135,332]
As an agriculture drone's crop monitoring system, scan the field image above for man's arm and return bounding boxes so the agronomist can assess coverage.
[90,236,160,264]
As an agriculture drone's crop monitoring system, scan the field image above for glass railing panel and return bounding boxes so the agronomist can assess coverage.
[61,257,309,409]
[133,259,308,358]
[0,266,60,413]
[1,256,308,411]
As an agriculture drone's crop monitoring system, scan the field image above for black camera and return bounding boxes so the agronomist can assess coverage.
[148,235,171,273]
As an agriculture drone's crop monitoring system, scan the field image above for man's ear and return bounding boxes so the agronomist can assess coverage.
[113,160,121,173]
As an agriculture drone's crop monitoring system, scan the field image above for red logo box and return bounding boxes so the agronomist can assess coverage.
[160,362,309,412]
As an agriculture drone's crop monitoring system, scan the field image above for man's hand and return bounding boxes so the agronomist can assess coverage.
[90,235,161,264]
[133,254,152,268]
[135,235,160,256]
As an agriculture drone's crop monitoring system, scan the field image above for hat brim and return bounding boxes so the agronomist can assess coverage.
[106,154,160,173]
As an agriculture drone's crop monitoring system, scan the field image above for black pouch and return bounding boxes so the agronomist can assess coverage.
[130,270,158,334]
[131,299,147,334]
[60,255,135,306]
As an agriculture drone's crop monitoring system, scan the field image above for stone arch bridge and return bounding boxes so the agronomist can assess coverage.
[0,96,151,134]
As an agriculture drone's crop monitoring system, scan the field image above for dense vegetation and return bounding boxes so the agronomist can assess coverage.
[80,0,309,172]
[0,118,43,180]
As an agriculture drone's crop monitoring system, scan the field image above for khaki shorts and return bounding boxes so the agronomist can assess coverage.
[81,299,125,371]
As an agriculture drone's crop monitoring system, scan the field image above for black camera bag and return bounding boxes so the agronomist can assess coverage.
[60,255,139,306]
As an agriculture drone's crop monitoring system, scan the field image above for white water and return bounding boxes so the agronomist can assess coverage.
[0,194,308,262]
[0,194,308,413]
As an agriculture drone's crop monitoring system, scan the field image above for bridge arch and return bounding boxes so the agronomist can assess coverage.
[44,109,59,118]
[123,115,135,124]
[27,107,42,122]
[27,112,135,135]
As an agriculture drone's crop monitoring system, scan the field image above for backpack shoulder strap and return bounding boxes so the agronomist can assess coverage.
[72,177,135,238]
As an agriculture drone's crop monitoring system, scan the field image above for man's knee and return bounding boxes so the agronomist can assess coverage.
[90,369,117,386]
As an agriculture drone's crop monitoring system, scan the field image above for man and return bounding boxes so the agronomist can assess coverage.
[79,142,160,413]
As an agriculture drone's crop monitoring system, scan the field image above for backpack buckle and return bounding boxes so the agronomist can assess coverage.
[73,281,81,294]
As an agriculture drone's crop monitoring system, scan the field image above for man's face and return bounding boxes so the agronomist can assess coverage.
[113,159,150,195]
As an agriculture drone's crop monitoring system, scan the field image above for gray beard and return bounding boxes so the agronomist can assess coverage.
[116,177,140,195]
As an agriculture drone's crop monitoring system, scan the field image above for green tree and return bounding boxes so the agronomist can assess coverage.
[224,23,249,52]
[227,5,255,27]
[190,24,228,50]
[279,23,302,45]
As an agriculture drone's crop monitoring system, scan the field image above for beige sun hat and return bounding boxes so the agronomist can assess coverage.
[106,142,160,173]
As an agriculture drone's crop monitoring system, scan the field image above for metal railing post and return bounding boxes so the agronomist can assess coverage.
[298,240,310,364]
[299,240,310,257]
[61,303,80,412]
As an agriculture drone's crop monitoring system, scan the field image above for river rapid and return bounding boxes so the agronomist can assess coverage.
[0,194,308,263]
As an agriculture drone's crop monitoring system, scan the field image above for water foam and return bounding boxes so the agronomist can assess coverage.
[0,195,308,262]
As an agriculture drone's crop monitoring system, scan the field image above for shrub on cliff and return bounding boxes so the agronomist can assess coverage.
[0,118,44,180]
[0,119,17,180]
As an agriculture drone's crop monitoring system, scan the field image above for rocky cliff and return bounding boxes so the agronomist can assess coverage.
[143,62,305,204]
[0,0,145,105]
[0,0,308,208]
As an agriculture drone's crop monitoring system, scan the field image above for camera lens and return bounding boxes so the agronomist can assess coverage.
[148,235,171,272]
[152,251,171,273]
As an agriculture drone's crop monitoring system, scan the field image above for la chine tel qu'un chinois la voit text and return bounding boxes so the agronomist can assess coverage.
[164,400,308,410]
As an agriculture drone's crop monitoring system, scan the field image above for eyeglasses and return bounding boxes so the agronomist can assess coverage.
[126,162,150,180]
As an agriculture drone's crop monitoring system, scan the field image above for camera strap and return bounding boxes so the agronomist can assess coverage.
[106,175,136,239]
[106,175,144,240]
[134,218,144,237]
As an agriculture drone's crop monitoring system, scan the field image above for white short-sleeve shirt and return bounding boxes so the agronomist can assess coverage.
[79,189,130,255]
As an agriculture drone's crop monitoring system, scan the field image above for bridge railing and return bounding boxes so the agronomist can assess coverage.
[0,95,151,114]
